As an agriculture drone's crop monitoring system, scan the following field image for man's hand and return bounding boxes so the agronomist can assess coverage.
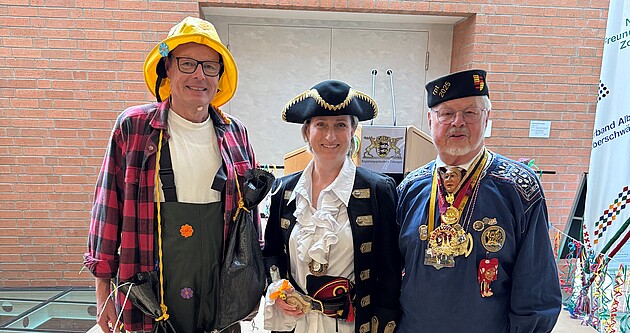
[95,277,121,333]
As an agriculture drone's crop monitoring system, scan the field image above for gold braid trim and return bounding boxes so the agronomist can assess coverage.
[282,88,378,120]
[353,89,379,119]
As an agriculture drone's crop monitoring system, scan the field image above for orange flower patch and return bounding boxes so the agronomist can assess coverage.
[180,224,193,238]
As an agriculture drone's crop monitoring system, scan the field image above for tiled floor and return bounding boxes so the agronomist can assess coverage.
[552,310,597,333]
[1,288,600,333]
[237,304,599,333]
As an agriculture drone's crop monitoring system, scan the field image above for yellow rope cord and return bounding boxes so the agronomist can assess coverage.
[154,130,169,322]
[232,167,250,222]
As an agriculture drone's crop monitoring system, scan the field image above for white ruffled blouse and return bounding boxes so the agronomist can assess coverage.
[264,157,356,333]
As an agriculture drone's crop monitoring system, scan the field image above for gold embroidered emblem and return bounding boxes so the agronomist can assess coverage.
[355,215,373,226]
[360,242,372,253]
[352,188,370,199]
[384,321,397,333]
[360,295,371,307]
[371,316,379,333]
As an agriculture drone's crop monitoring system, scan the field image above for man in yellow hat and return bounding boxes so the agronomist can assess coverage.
[84,17,256,333]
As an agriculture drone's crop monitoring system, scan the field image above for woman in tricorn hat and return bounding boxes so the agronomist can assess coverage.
[262,80,401,333]
[85,17,255,333]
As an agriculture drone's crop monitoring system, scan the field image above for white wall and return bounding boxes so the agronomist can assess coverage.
[204,8,457,167]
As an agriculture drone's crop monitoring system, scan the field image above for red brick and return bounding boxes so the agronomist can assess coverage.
[0,0,608,287]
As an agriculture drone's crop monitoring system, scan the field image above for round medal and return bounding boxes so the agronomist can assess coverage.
[441,206,460,225]
[481,226,506,252]
[472,220,485,232]
[308,260,328,276]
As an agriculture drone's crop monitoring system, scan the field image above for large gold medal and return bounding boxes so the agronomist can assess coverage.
[425,223,473,269]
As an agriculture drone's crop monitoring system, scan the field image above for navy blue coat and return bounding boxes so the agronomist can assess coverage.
[263,167,402,333]
[397,152,561,332]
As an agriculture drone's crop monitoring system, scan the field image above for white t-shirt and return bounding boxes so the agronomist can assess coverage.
[156,109,222,203]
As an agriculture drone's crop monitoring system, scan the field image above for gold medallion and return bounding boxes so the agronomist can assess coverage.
[472,220,485,232]
[481,225,506,252]
[308,260,328,276]
[440,206,460,225]
[418,225,428,241]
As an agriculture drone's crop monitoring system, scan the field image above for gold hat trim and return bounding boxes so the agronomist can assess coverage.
[282,88,378,121]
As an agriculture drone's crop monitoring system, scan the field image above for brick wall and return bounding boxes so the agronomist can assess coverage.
[0,0,608,287]
[0,1,201,287]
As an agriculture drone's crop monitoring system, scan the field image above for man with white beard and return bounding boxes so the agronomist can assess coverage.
[396,70,561,332]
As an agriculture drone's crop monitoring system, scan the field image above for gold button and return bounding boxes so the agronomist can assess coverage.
[355,215,373,226]
[352,188,370,199]
[371,316,379,333]
[360,269,370,281]
[384,321,397,333]
[360,242,372,253]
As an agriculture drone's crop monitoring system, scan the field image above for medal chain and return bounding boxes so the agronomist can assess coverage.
[430,149,488,232]
[462,152,493,232]
[462,175,482,232]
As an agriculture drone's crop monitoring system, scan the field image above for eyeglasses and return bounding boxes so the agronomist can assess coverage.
[174,57,223,77]
[431,106,487,124]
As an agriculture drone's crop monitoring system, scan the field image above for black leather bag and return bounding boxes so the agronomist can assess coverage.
[215,168,274,330]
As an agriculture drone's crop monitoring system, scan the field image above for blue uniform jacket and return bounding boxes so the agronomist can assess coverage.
[397,151,561,333]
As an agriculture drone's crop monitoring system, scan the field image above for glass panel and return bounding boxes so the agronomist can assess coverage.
[4,302,96,333]
[0,291,62,302]
[55,291,95,303]
[0,300,39,326]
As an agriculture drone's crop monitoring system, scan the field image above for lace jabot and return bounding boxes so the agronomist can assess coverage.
[289,157,356,264]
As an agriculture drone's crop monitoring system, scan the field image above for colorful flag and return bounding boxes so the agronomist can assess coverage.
[584,0,630,258]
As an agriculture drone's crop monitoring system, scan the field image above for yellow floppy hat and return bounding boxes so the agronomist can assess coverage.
[143,17,238,107]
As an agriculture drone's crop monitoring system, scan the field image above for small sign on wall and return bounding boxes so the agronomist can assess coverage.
[359,126,407,174]
[528,120,551,138]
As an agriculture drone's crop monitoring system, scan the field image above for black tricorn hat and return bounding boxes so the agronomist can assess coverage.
[425,69,489,108]
[282,80,378,123]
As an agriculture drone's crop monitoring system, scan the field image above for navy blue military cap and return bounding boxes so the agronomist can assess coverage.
[425,69,489,108]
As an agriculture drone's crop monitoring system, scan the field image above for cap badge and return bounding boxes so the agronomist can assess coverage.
[473,74,485,91]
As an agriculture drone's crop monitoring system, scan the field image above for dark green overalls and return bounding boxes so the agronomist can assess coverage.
[155,142,225,333]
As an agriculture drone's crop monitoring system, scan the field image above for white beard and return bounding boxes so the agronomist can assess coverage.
[443,145,475,156]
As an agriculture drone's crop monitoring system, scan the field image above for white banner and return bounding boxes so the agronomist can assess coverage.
[584,0,630,257]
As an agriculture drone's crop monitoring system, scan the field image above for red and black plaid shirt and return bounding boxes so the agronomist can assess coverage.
[84,99,257,331]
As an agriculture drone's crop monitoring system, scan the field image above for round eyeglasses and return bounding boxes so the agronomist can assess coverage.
[175,57,223,77]
[431,106,487,124]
